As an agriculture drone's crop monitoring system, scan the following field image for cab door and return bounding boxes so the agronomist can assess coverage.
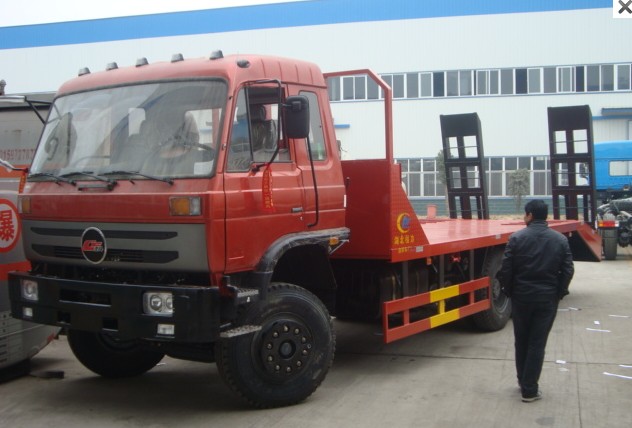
[223,86,306,272]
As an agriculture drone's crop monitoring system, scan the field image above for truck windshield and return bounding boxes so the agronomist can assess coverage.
[29,80,227,180]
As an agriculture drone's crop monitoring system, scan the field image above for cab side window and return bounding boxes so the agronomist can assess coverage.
[300,91,327,161]
[227,87,287,172]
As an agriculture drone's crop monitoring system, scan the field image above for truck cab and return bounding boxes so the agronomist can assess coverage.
[9,53,348,406]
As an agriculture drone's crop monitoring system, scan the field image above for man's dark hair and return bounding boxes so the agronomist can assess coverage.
[524,199,548,220]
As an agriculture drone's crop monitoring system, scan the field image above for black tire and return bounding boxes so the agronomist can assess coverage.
[216,283,335,408]
[472,247,512,331]
[603,237,618,260]
[67,330,164,378]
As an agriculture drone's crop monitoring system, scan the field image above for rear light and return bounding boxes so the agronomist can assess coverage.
[597,220,618,228]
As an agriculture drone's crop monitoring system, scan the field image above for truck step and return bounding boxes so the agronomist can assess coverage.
[234,287,259,304]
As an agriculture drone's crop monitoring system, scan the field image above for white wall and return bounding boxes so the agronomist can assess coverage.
[1,6,629,158]
[332,91,631,159]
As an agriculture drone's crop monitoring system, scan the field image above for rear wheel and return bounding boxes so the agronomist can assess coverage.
[603,236,618,260]
[216,283,335,408]
[67,330,164,378]
[472,247,512,331]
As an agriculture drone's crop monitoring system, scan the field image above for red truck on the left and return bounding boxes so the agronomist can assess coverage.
[1,93,59,375]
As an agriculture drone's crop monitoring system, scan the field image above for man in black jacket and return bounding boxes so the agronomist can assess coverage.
[499,199,574,402]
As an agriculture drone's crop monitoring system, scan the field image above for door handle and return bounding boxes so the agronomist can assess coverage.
[291,207,304,213]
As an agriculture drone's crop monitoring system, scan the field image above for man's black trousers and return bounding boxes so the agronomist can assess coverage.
[511,297,559,397]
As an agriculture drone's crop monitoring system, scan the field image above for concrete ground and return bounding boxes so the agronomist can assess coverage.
[1,247,631,428]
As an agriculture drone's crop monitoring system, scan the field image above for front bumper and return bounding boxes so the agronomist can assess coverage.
[8,272,221,342]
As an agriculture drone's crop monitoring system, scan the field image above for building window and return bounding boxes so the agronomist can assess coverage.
[460,70,473,96]
[368,78,379,99]
[328,62,631,103]
[433,72,445,97]
[490,157,503,171]
[601,65,614,91]
[343,76,354,100]
[617,64,630,90]
[476,70,487,95]
[407,73,419,98]
[518,156,531,169]
[409,174,421,196]
[490,70,499,95]
[420,73,432,97]
[576,66,585,92]
[528,68,541,94]
[393,74,405,98]
[533,172,548,196]
[515,68,528,94]
[533,156,547,170]
[445,70,473,97]
[327,77,340,101]
[447,71,459,96]
[423,173,436,196]
[587,65,600,91]
[477,70,499,95]
[382,74,405,99]
[543,67,556,93]
[501,69,514,94]
[488,172,503,196]
[405,159,421,196]
[354,76,366,99]
[505,157,517,170]
[558,66,575,93]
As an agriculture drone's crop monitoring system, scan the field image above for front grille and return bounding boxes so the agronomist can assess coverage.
[31,228,177,240]
[24,221,207,273]
[32,245,178,263]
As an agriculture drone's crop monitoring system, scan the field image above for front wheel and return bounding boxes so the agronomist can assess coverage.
[216,283,335,408]
[472,247,512,331]
[67,330,164,378]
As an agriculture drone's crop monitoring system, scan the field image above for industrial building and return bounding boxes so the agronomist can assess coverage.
[0,0,628,206]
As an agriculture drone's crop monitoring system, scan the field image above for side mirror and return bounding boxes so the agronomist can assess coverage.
[284,96,310,139]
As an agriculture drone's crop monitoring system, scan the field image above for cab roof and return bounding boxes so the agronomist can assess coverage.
[57,53,327,95]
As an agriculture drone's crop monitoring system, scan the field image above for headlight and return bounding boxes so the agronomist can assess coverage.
[143,292,174,316]
[21,279,39,301]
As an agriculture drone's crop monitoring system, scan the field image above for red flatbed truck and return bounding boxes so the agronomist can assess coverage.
[7,53,601,407]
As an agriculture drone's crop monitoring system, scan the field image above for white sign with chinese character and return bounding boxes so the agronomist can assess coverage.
[0,199,20,252]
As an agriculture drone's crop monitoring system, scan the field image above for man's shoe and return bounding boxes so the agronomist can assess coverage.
[521,391,542,403]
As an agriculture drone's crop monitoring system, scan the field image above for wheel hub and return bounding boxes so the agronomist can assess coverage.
[260,319,312,377]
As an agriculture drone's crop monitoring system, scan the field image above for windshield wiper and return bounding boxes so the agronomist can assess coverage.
[59,170,115,185]
[28,172,77,185]
[101,170,174,185]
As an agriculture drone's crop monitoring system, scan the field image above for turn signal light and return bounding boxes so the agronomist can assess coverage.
[169,196,201,216]
[19,196,31,214]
